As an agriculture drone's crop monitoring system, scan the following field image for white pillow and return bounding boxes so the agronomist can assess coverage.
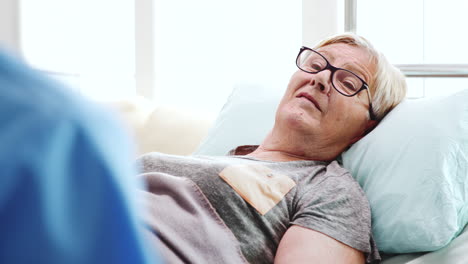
[341,89,468,253]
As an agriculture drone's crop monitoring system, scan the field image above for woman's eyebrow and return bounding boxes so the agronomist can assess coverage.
[319,49,370,82]
[343,63,370,82]
[318,50,335,61]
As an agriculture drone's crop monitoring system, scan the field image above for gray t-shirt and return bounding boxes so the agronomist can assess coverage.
[137,153,380,263]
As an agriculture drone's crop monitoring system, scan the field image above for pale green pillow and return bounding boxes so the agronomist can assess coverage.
[342,89,468,253]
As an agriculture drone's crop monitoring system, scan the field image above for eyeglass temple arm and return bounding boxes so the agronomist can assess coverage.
[365,87,376,120]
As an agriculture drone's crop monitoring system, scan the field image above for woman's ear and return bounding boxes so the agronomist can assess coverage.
[349,120,378,145]
[364,119,378,135]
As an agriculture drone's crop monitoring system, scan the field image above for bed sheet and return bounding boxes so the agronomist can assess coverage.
[381,225,468,264]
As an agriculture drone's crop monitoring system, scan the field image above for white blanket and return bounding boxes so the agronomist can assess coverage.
[382,225,468,264]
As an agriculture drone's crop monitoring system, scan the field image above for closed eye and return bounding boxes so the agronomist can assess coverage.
[343,80,358,91]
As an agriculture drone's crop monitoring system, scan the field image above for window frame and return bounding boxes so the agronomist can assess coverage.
[346,0,468,79]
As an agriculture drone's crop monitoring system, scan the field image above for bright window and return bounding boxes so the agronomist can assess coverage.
[152,0,302,113]
[356,0,468,98]
[20,0,135,101]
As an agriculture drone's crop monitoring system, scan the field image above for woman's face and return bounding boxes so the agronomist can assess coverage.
[275,43,376,155]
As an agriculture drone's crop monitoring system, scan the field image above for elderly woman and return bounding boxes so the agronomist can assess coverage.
[138,33,407,264]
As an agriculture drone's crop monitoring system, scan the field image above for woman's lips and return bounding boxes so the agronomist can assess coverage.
[297,92,322,111]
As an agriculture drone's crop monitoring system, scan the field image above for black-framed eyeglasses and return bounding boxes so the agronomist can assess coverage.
[296,46,375,120]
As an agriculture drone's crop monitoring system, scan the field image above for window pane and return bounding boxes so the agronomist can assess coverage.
[21,0,82,72]
[357,0,468,98]
[358,0,468,64]
[20,0,135,100]
[424,0,468,64]
[357,0,424,64]
[153,0,301,113]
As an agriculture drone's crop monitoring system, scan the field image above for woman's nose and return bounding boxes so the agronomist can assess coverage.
[309,69,333,95]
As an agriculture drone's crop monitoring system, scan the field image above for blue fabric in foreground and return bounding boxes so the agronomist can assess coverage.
[0,50,160,264]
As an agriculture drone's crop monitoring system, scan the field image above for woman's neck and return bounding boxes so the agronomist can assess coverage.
[247,131,338,162]
[247,146,322,162]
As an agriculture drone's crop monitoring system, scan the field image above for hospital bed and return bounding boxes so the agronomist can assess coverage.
[109,82,468,264]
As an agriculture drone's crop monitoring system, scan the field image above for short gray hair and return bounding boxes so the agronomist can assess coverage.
[314,33,407,121]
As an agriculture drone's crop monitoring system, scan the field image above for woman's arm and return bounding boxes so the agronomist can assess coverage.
[275,225,365,264]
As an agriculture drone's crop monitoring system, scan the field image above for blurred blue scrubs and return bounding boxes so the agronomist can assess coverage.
[0,50,160,264]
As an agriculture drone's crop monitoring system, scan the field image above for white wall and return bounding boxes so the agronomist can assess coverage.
[135,0,155,100]
[302,0,344,47]
[0,0,20,54]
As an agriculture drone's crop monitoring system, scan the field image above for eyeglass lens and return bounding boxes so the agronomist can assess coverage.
[297,49,364,95]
